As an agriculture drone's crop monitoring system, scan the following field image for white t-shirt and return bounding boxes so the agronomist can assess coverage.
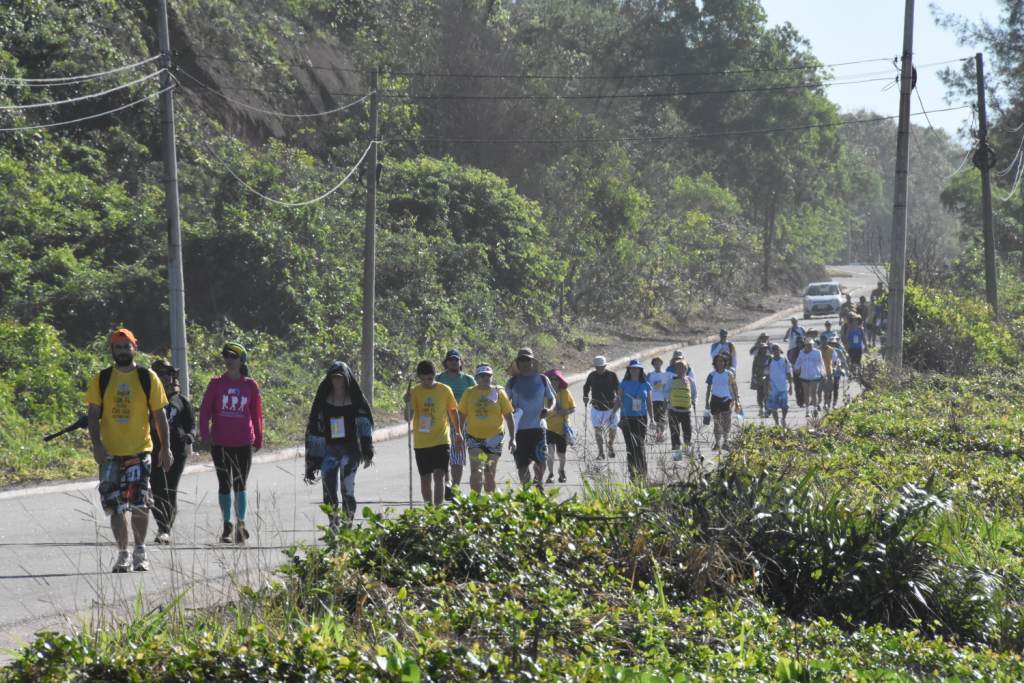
[706,369,735,399]
[646,371,672,402]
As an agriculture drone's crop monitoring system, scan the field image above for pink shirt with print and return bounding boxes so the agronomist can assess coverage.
[199,374,264,449]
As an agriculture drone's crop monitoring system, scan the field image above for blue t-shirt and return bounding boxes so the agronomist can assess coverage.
[620,379,652,417]
[847,328,866,350]
[507,373,555,432]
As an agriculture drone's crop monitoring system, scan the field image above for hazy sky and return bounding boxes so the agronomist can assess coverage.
[759,0,1004,138]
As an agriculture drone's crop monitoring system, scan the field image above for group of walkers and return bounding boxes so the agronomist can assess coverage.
[86,292,875,571]
[87,329,266,572]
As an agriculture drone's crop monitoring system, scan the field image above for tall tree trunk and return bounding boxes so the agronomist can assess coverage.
[762,195,778,291]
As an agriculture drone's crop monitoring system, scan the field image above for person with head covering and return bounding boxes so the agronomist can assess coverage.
[85,328,171,572]
[458,364,515,494]
[543,368,576,484]
[667,357,698,459]
[748,333,772,417]
[582,355,620,460]
[436,349,475,498]
[506,348,556,488]
[303,361,375,530]
[405,360,462,505]
[618,360,654,482]
[710,329,738,372]
[198,341,264,544]
[794,336,825,418]
[149,359,196,545]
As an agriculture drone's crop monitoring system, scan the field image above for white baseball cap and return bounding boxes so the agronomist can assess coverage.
[593,355,607,367]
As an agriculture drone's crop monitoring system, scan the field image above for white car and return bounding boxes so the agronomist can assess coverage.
[803,281,842,319]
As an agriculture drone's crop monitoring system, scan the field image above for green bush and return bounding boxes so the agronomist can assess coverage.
[900,282,1019,373]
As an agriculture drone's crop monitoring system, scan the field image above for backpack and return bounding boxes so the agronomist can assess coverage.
[98,366,152,416]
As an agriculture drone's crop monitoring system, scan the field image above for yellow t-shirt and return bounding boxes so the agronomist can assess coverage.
[409,383,457,449]
[458,385,514,439]
[545,388,576,435]
[85,367,169,457]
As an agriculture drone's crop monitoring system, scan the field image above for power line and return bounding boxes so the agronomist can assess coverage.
[381,76,896,102]
[197,139,375,207]
[912,86,938,133]
[187,52,366,76]
[0,85,171,133]
[0,55,161,86]
[176,69,371,118]
[383,56,969,81]
[0,70,164,111]
[386,106,970,145]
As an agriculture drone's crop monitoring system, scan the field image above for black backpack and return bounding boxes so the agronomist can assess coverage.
[98,366,152,416]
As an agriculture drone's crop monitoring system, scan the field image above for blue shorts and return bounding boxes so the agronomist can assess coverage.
[766,389,789,411]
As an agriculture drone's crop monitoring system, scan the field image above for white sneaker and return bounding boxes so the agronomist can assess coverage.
[112,550,131,573]
[132,546,149,572]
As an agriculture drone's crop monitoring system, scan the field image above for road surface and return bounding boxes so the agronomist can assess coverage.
[0,265,879,657]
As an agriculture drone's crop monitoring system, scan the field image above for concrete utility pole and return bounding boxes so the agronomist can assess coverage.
[157,0,190,396]
[886,0,915,369]
[974,53,999,317]
[361,68,380,403]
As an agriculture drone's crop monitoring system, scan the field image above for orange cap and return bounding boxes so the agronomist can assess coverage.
[110,328,138,347]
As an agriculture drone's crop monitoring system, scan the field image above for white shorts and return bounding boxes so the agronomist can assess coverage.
[590,407,620,430]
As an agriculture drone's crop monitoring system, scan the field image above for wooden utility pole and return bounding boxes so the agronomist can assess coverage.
[157,0,190,396]
[886,0,915,369]
[974,53,999,316]
[361,68,380,403]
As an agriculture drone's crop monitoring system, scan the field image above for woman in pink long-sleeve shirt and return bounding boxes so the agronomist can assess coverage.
[198,341,263,544]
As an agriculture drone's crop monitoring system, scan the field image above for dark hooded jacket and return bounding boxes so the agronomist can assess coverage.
[305,361,375,461]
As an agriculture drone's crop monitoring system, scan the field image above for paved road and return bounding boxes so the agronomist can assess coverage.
[0,265,879,657]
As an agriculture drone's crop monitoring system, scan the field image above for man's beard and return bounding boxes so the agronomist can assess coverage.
[114,353,134,368]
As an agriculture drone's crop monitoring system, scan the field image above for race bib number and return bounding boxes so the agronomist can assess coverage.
[418,415,433,433]
[329,417,346,439]
[632,397,642,412]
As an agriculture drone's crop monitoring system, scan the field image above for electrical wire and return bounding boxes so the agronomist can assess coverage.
[383,56,971,81]
[388,105,971,145]
[197,139,375,207]
[995,132,1024,177]
[0,55,161,85]
[0,85,171,133]
[177,69,371,118]
[381,76,896,101]
[913,87,938,133]
[0,70,164,111]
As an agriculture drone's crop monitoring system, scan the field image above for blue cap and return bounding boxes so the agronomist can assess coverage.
[627,359,643,369]
[445,349,461,360]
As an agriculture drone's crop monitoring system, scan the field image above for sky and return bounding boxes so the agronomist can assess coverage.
[759,0,1004,139]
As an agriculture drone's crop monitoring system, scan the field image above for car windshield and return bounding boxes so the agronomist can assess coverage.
[805,284,839,296]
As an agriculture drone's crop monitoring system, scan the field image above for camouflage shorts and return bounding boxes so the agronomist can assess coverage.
[99,454,152,515]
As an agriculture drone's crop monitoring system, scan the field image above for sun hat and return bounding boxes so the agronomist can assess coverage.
[670,349,684,361]
[593,355,607,367]
[544,368,568,389]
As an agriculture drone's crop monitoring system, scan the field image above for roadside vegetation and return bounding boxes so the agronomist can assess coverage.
[6,285,1024,680]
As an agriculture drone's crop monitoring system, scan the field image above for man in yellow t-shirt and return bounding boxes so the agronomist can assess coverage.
[458,364,515,494]
[85,328,171,573]
[404,360,462,505]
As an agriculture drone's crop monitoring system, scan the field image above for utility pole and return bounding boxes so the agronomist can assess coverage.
[974,53,999,317]
[886,0,915,369]
[361,68,380,403]
[157,0,190,397]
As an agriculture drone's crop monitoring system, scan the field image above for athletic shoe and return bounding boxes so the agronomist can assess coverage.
[608,449,616,458]
[558,471,566,483]
[112,550,131,573]
[444,486,454,502]
[546,474,554,484]
[154,531,171,545]
[132,546,149,572]
[220,522,234,544]
[234,521,249,545]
